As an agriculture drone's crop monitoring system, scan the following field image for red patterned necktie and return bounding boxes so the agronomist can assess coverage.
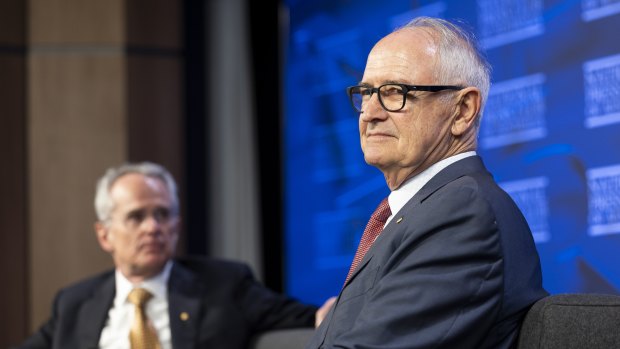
[344,197,391,285]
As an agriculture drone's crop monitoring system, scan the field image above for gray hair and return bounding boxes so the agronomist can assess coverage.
[94,162,179,222]
[399,17,491,116]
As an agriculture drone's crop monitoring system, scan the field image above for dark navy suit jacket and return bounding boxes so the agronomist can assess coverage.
[307,156,548,349]
[17,257,317,349]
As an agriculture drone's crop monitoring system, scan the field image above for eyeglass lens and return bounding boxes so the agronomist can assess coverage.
[351,84,406,112]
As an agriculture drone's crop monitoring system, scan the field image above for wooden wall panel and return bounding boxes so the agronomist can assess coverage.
[29,0,124,45]
[0,56,28,347]
[127,55,184,184]
[28,52,126,328]
[0,0,26,45]
[126,0,182,49]
[6,0,187,340]
[0,0,27,346]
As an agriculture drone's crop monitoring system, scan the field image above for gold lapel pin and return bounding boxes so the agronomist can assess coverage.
[396,217,403,223]
[180,312,190,321]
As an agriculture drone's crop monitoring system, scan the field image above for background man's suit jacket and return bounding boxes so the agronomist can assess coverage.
[17,256,317,349]
[307,156,548,349]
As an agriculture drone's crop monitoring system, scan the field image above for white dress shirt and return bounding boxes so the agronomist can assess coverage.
[99,261,173,349]
[384,151,477,226]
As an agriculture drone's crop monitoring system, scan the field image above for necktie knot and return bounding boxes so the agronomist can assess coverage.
[128,288,153,307]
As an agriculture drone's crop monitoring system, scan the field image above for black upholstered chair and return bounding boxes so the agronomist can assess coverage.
[251,293,620,349]
[517,293,620,349]
[250,328,314,349]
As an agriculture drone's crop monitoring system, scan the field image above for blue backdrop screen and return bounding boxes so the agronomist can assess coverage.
[284,0,620,306]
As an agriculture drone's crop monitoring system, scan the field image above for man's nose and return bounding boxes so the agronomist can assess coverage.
[360,93,388,122]
[141,215,161,233]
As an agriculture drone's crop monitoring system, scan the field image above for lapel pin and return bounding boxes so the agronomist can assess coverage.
[180,312,190,321]
[396,217,403,223]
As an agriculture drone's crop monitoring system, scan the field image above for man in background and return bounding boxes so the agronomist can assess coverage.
[18,161,324,349]
[306,16,547,349]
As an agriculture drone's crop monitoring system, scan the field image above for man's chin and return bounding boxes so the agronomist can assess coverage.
[364,153,389,168]
[139,253,169,269]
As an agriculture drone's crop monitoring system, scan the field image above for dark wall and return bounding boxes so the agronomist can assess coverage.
[249,0,285,292]
[182,0,285,291]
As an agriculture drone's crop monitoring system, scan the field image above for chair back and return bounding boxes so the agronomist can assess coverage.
[517,293,620,349]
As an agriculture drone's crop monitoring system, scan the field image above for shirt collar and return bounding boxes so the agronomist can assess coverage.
[388,151,476,221]
[114,260,173,306]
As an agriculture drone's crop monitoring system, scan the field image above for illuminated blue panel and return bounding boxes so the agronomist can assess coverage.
[583,53,620,128]
[284,0,620,305]
[481,74,548,149]
[500,177,551,243]
[587,164,620,236]
[582,0,620,21]
[477,0,545,49]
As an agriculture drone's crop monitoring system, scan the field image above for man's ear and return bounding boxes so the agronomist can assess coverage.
[95,221,114,253]
[170,217,182,245]
[451,87,481,136]
[172,217,182,236]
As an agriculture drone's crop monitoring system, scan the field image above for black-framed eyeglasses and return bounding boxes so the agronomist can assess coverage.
[346,83,464,113]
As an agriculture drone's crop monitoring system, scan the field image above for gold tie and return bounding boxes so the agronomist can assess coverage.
[127,288,161,349]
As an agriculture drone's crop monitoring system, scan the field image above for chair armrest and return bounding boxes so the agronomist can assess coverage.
[250,328,316,349]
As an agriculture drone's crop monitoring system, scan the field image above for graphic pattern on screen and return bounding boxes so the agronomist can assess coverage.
[284,0,620,304]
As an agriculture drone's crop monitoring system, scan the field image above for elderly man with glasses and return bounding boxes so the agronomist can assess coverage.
[17,162,328,349]
[306,16,547,349]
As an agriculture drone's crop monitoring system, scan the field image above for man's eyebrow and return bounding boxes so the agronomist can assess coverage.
[358,80,410,86]
[124,207,144,216]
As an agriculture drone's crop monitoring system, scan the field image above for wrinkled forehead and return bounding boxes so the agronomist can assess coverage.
[109,173,171,210]
[363,28,439,84]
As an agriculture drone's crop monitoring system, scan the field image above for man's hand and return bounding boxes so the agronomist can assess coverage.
[315,296,337,328]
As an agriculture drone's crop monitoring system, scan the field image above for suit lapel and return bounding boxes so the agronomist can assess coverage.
[342,254,374,287]
[168,262,204,349]
[343,156,488,288]
[76,273,115,349]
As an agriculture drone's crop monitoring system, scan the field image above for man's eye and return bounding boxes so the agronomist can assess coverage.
[127,212,144,223]
[382,86,403,96]
[155,208,171,221]
[360,88,373,96]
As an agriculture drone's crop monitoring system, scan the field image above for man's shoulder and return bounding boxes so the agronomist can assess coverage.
[54,269,115,303]
[173,256,254,280]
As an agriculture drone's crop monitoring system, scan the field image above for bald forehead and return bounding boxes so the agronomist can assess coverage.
[109,173,169,201]
[363,28,439,84]
[378,28,439,58]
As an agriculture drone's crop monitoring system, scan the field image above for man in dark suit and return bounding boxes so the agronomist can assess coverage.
[306,16,548,349]
[17,162,322,349]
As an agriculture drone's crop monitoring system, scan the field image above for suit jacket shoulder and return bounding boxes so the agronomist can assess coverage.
[307,156,546,349]
[15,269,115,349]
[169,256,318,349]
[174,256,253,284]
